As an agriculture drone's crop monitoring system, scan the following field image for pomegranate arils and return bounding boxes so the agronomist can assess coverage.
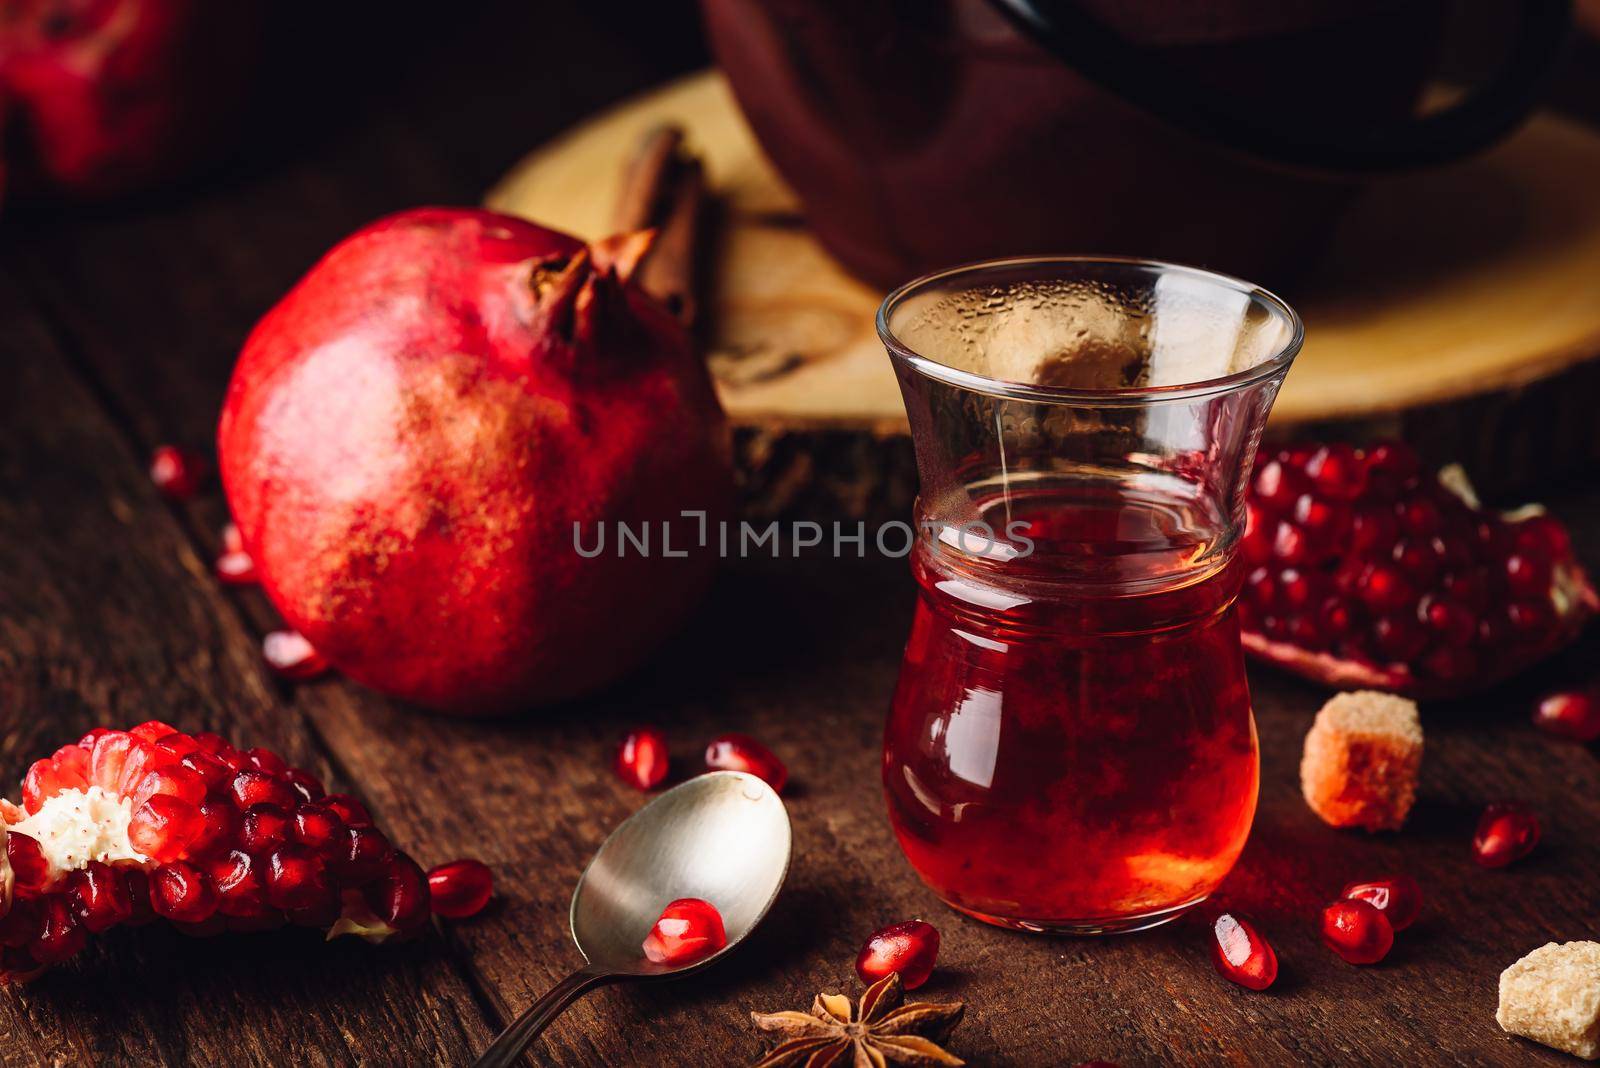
[642,897,727,966]
[1533,688,1600,742]
[1473,803,1540,868]
[262,630,331,681]
[264,845,331,910]
[229,769,297,812]
[129,795,204,864]
[285,768,325,803]
[855,920,940,990]
[0,901,41,948]
[1321,899,1394,965]
[336,826,392,883]
[151,863,217,924]
[704,734,788,793]
[1208,912,1277,991]
[240,805,289,855]
[6,832,50,893]
[427,859,494,919]
[1242,440,1597,697]
[365,854,430,933]
[614,727,669,791]
[215,543,258,585]
[1341,875,1422,931]
[206,851,267,917]
[149,445,204,500]
[30,897,87,965]
[321,794,372,828]
[123,870,157,926]
[291,803,345,855]
[66,861,134,933]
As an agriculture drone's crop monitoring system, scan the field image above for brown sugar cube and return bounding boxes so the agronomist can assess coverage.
[1299,690,1422,831]
[1498,942,1600,1059]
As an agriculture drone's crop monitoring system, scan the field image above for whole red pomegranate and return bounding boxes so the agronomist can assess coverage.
[0,0,258,198]
[218,208,731,714]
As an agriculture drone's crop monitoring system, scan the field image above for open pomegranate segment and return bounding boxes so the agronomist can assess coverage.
[1240,442,1597,699]
[0,722,463,982]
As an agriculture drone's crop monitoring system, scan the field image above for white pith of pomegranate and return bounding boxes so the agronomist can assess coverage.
[0,722,458,982]
[1240,442,1597,698]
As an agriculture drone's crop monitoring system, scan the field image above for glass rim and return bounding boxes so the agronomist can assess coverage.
[876,254,1304,405]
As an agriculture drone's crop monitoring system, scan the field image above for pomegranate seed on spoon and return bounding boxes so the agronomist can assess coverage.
[1533,688,1600,742]
[704,734,787,793]
[642,897,726,965]
[1473,803,1541,868]
[1208,912,1277,990]
[855,920,940,990]
[427,859,494,918]
[1321,899,1394,964]
[613,727,669,790]
[1340,875,1422,931]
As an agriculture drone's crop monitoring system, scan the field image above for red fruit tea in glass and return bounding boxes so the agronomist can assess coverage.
[878,256,1301,933]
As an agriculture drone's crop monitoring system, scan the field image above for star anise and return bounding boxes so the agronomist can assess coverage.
[749,971,965,1067]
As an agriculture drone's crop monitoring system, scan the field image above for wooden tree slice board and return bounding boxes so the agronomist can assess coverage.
[489,70,1600,509]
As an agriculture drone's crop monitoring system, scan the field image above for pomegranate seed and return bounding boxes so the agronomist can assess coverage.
[30,897,88,964]
[65,861,134,933]
[1341,875,1423,931]
[1365,441,1420,487]
[285,768,325,803]
[129,795,204,864]
[181,750,232,792]
[130,765,207,811]
[229,769,298,812]
[1349,506,1398,555]
[264,844,331,910]
[1534,689,1600,742]
[1357,564,1414,614]
[116,740,171,797]
[129,720,178,744]
[150,863,218,924]
[1321,899,1394,964]
[88,731,135,793]
[154,733,202,760]
[1208,912,1277,990]
[1252,459,1303,512]
[23,752,88,814]
[335,825,393,883]
[207,851,267,917]
[1514,514,1572,557]
[149,445,204,500]
[241,804,290,854]
[262,630,331,681]
[0,900,41,947]
[365,853,430,932]
[187,797,242,859]
[704,734,788,793]
[1473,803,1540,868]
[1373,615,1427,662]
[614,727,669,790]
[76,727,114,751]
[427,859,494,919]
[122,869,157,925]
[642,897,727,966]
[1306,443,1366,501]
[1505,553,1554,600]
[322,794,372,828]
[1418,594,1476,646]
[1271,521,1311,566]
[855,920,941,990]
[215,548,258,585]
[291,802,346,855]
[1241,503,1272,565]
[6,832,50,894]
[246,747,290,776]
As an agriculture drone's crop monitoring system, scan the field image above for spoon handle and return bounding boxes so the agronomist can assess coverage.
[474,965,613,1068]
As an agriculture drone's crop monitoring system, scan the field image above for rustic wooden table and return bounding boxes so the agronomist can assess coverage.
[4,8,1600,1066]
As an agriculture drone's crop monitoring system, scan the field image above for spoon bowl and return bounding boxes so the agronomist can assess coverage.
[474,770,791,1067]
[573,770,791,976]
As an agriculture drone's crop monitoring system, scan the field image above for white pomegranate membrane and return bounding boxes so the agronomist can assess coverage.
[9,786,146,879]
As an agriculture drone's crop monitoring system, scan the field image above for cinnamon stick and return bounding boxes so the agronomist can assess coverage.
[611,124,705,327]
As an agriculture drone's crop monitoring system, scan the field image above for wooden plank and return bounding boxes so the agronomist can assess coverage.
[9,6,1600,1064]
[0,279,495,1065]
